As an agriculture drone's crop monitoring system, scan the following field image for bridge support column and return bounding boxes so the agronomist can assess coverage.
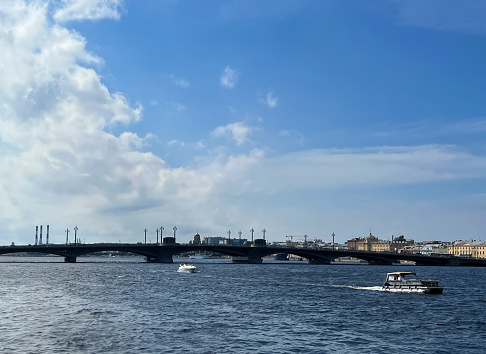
[231,256,263,264]
[145,249,173,263]
[230,246,267,263]
[64,256,77,263]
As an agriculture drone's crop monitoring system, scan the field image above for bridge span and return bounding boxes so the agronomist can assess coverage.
[1,241,485,266]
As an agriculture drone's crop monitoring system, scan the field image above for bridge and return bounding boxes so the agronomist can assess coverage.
[1,240,485,266]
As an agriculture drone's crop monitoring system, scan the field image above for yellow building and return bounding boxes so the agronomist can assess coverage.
[449,241,486,258]
[347,233,413,252]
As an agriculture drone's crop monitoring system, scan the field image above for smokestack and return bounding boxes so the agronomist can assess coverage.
[39,225,43,245]
[35,226,38,245]
[46,225,49,245]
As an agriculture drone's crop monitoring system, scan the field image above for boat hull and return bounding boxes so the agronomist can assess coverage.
[383,286,443,294]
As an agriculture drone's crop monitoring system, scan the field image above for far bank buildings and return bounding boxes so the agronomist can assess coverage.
[346,232,486,259]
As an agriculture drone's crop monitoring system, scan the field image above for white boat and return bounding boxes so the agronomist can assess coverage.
[383,272,443,294]
[178,263,197,273]
[189,253,211,259]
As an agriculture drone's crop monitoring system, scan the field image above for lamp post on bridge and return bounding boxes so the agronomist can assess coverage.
[262,228,266,240]
[156,228,159,244]
[332,232,335,251]
[173,226,177,243]
[227,230,231,245]
[160,226,164,243]
[238,231,242,246]
[74,226,78,246]
[250,228,254,243]
[144,228,147,244]
[65,228,69,245]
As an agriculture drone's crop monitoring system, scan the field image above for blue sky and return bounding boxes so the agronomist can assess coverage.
[1,0,486,245]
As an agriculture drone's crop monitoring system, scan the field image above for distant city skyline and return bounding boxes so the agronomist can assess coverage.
[1,0,486,245]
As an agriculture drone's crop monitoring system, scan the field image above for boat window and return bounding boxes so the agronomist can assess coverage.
[403,274,416,281]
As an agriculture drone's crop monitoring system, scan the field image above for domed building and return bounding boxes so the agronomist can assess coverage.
[193,231,201,245]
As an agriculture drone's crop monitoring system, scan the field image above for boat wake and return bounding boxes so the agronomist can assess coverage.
[325,284,386,292]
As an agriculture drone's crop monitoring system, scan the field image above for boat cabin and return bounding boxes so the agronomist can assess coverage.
[386,272,416,282]
[384,272,423,286]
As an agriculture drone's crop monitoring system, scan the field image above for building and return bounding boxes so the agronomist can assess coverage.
[202,236,248,246]
[449,241,486,258]
[193,232,201,245]
[420,242,449,256]
[347,232,414,253]
[203,236,227,245]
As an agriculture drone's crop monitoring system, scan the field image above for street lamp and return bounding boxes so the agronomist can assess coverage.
[250,228,254,242]
[262,228,266,240]
[238,231,242,246]
[227,230,231,245]
[74,226,78,246]
[65,228,69,245]
[144,228,148,244]
[173,226,177,242]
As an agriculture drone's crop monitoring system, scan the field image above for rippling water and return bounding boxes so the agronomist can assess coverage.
[1,256,485,353]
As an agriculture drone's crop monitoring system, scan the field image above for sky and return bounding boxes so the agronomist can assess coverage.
[1,0,486,245]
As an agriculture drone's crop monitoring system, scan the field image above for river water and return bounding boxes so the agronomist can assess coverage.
[0,256,485,353]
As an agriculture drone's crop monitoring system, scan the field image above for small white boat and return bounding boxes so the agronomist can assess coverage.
[189,254,211,259]
[178,263,197,273]
[383,272,443,294]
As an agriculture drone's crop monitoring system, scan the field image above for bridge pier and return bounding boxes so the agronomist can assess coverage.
[231,256,263,264]
[145,249,174,263]
[64,256,77,263]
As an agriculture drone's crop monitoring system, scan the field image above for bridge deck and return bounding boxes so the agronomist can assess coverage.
[1,243,485,266]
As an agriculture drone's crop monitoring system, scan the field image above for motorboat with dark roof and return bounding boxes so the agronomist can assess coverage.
[383,272,443,294]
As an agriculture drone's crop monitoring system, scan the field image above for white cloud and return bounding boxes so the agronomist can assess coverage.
[0,1,183,241]
[258,89,278,108]
[443,117,486,134]
[165,101,186,113]
[392,0,486,36]
[279,130,305,144]
[243,145,486,193]
[211,122,251,145]
[53,0,125,22]
[265,90,278,108]
[220,66,239,89]
[266,91,278,108]
[169,74,190,88]
[168,139,185,147]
